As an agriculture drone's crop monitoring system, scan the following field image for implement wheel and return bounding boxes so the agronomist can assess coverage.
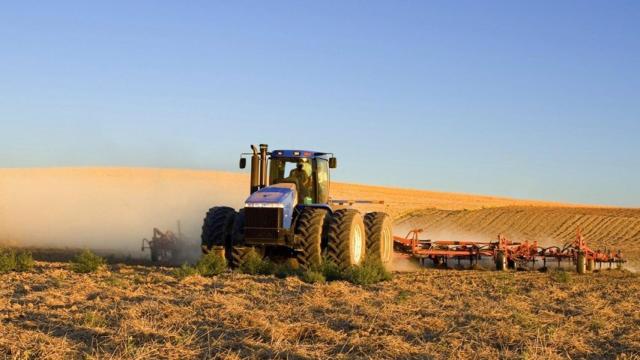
[587,258,595,272]
[201,207,237,260]
[294,207,328,270]
[432,256,445,268]
[326,209,366,270]
[364,212,393,268]
[495,251,507,271]
[576,252,586,274]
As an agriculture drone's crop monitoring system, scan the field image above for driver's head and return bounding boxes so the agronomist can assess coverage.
[296,163,303,170]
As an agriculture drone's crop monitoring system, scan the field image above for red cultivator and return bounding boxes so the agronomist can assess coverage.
[393,228,626,273]
[141,227,184,263]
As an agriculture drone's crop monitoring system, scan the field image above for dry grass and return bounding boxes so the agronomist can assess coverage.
[1,262,639,359]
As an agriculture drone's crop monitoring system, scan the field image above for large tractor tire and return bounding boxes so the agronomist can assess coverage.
[231,209,246,247]
[294,207,328,270]
[228,209,247,268]
[201,207,237,260]
[326,209,366,271]
[364,212,393,268]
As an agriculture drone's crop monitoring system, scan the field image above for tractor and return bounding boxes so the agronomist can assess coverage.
[141,221,192,264]
[201,144,393,270]
[141,227,183,263]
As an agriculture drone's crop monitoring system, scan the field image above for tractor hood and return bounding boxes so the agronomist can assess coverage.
[245,183,298,207]
[244,183,297,229]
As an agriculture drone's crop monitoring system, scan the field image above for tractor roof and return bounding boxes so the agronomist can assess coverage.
[271,150,331,159]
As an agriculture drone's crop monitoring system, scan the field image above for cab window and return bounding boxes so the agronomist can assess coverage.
[314,159,329,204]
[269,158,315,204]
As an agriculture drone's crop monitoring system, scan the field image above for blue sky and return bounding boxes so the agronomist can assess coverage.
[1,1,639,206]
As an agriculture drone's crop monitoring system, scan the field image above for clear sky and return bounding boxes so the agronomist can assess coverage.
[1,1,639,206]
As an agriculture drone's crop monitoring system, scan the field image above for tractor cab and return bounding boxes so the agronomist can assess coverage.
[239,145,337,205]
[268,150,333,204]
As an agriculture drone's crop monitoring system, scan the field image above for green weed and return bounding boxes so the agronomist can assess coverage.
[343,258,393,285]
[71,250,105,274]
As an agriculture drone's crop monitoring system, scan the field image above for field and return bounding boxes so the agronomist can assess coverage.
[1,168,640,359]
[1,263,639,359]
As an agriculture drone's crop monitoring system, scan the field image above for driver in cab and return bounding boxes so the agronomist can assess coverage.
[288,160,312,200]
[289,160,310,187]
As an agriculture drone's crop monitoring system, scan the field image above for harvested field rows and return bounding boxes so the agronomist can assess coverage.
[1,263,639,359]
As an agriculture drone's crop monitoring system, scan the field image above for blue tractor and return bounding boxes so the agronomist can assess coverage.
[201,144,393,270]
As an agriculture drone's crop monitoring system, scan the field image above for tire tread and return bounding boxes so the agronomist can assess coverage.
[295,208,327,270]
[201,207,236,258]
[326,209,363,270]
[364,212,392,263]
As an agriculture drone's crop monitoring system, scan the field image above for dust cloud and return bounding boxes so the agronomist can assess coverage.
[390,253,423,272]
[0,168,249,258]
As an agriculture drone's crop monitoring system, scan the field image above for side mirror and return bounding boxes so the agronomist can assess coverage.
[239,158,247,169]
[329,157,337,169]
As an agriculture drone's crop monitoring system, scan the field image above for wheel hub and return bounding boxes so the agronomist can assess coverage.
[353,224,364,264]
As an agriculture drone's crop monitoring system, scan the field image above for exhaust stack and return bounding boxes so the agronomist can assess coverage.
[259,144,269,188]
[250,145,260,193]
[249,144,269,193]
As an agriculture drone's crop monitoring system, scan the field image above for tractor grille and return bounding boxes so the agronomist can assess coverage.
[245,207,283,230]
[244,207,284,243]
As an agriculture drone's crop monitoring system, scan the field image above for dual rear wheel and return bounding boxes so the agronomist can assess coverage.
[325,209,367,271]
[364,212,394,266]
[298,209,393,271]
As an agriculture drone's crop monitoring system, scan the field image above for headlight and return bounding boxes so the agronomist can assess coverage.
[244,203,285,208]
